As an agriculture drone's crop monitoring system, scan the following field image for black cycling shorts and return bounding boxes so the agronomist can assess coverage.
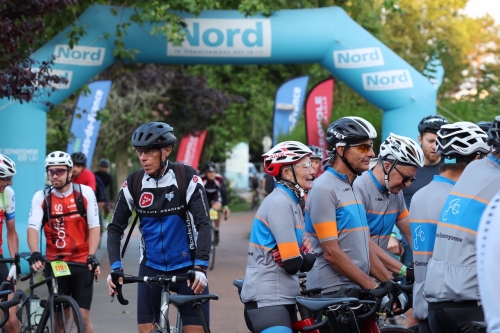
[137,265,210,326]
[0,254,13,290]
[428,301,484,333]
[244,302,296,333]
[44,264,93,310]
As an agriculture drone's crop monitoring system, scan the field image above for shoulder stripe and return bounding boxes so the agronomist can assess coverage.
[449,191,489,205]
[255,215,270,228]
[437,222,478,235]
[249,242,273,251]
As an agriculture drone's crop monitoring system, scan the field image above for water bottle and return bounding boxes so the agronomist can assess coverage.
[30,296,44,326]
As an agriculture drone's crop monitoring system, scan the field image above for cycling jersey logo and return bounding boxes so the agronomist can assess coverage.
[165,191,174,201]
[442,198,460,221]
[122,180,127,188]
[193,175,199,183]
[139,192,154,208]
[413,225,425,250]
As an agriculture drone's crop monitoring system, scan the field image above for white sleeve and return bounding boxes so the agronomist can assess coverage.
[81,185,100,229]
[5,187,15,220]
[27,191,45,231]
[477,190,500,333]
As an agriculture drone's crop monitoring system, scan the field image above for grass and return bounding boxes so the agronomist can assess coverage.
[229,201,253,213]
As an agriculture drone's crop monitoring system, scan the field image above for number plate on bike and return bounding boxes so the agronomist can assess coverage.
[50,261,71,277]
[209,209,218,220]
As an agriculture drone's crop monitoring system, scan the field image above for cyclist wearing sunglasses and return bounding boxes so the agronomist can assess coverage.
[107,122,212,333]
[27,151,100,333]
[408,122,489,333]
[0,154,20,333]
[305,116,395,294]
[353,133,423,283]
[241,141,316,333]
[425,118,500,333]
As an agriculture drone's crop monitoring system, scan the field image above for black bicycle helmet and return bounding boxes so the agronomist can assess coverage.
[204,161,217,173]
[326,116,377,147]
[99,158,110,167]
[476,121,493,134]
[131,122,177,149]
[71,152,87,166]
[418,115,449,134]
[487,116,500,149]
[307,145,323,160]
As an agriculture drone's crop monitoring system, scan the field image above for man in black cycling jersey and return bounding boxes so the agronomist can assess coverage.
[200,161,230,245]
[94,158,114,225]
[107,122,211,333]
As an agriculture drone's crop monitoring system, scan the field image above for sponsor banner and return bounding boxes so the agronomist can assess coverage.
[333,47,384,69]
[54,45,106,66]
[30,68,73,90]
[362,69,413,91]
[305,78,334,176]
[272,76,309,145]
[167,19,272,58]
[175,130,207,170]
[67,81,112,168]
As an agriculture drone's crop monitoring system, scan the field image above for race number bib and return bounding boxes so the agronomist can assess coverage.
[50,261,71,277]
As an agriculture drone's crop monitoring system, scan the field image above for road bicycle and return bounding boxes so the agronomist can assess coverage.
[113,270,218,333]
[0,253,26,331]
[17,254,85,333]
[208,209,219,270]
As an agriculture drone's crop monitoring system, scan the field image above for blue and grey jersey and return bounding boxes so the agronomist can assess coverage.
[354,170,409,250]
[240,184,305,307]
[425,155,500,303]
[305,167,370,293]
[409,175,455,320]
[108,162,211,272]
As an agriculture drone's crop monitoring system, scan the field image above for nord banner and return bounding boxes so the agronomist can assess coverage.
[67,80,112,168]
[305,78,334,176]
[176,130,207,170]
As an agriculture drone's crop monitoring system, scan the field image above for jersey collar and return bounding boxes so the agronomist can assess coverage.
[277,184,300,203]
[488,154,500,166]
[326,166,349,182]
[50,185,74,198]
[368,170,386,193]
[433,175,456,185]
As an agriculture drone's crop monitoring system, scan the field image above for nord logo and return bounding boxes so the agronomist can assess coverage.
[167,19,272,58]
[54,45,106,66]
[31,69,72,89]
[333,47,384,69]
[362,70,413,91]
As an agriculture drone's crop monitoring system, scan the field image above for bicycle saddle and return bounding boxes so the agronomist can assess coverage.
[233,279,244,291]
[169,294,219,306]
[295,297,359,312]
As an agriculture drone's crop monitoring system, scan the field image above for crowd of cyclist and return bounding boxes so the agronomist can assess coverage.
[0,114,499,333]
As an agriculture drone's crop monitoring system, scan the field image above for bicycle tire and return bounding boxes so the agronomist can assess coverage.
[208,226,216,271]
[36,295,84,333]
[379,327,415,333]
[14,290,32,333]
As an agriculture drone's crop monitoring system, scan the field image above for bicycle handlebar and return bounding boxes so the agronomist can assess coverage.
[0,291,22,328]
[113,271,196,306]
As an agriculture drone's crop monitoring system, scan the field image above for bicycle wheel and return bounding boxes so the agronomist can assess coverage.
[36,295,84,333]
[15,290,33,333]
[208,226,216,270]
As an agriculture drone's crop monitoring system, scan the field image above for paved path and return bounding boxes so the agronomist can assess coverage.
[19,211,254,332]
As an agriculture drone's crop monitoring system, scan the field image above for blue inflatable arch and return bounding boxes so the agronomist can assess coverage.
[0,5,436,251]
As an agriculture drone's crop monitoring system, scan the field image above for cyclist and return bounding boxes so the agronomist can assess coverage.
[0,154,20,333]
[307,145,323,175]
[71,152,96,192]
[200,161,230,245]
[425,116,500,332]
[241,141,316,333]
[27,151,101,333]
[410,122,489,333]
[107,122,211,333]
[478,189,500,333]
[94,158,114,225]
[305,116,399,293]
[476,121,493,134]
[261,172,275,197]
[353,133,424,279]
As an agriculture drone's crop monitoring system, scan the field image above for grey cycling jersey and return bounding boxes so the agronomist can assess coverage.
[425,155,500,303]
[354,170,408,250]
[403,162,442,209]
[305,167,370,293]
[240,184,305,307]
[409,175,455,320]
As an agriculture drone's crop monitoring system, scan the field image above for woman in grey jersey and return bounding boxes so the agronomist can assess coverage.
[241,141,316,333]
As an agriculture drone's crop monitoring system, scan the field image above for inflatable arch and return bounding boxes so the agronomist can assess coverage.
[0,5,436,250]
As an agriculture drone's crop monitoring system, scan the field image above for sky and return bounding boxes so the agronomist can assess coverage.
[463,0,500,22]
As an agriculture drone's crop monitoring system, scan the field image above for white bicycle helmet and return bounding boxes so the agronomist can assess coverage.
[379,133,425,167]
[263,141,312,176]
[0,154,16,178]
[437,122,489,156]
[45,151,73,169]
